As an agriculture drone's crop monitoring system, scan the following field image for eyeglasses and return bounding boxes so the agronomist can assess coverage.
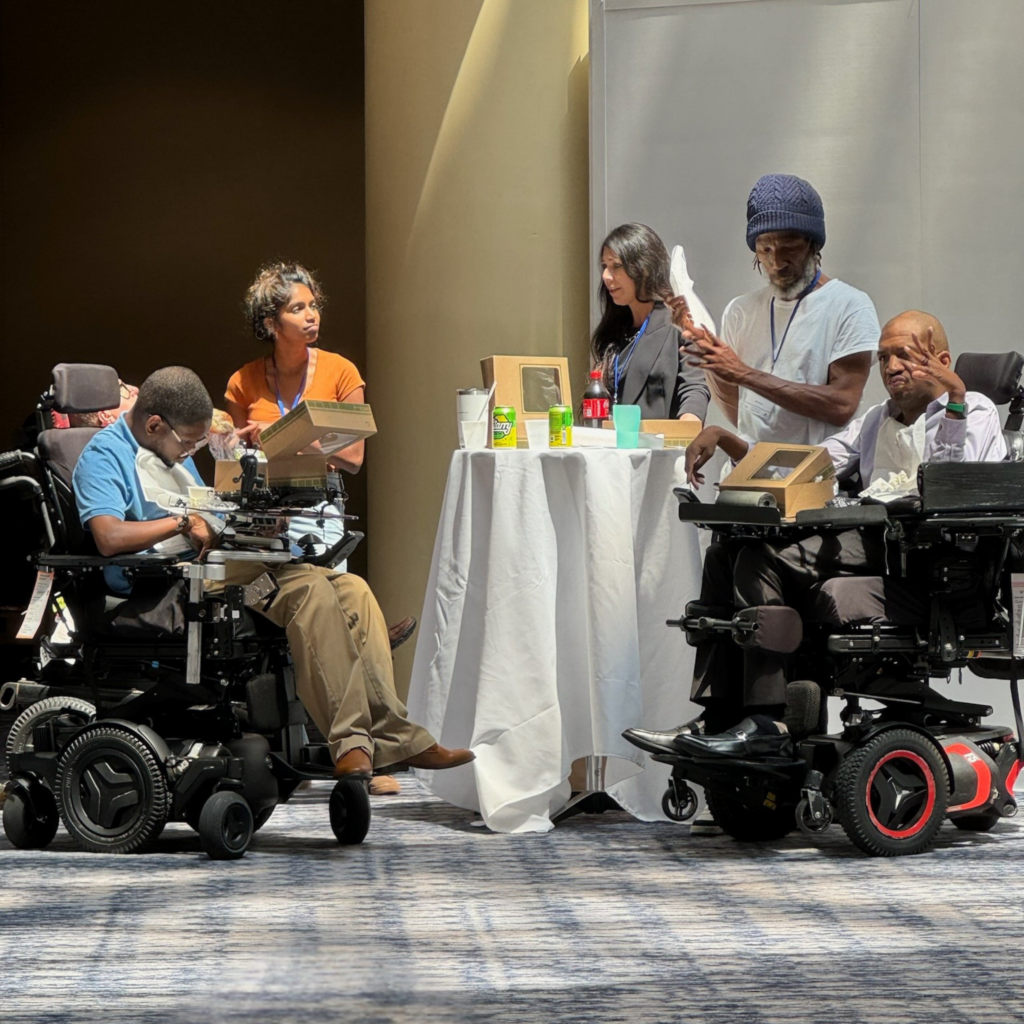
[160,416,209,455]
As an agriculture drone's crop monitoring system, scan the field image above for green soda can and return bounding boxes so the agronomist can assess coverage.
[492,406,517,448]
[548,405,573,447]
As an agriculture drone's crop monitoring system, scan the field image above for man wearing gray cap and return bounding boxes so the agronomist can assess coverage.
[674,173,880,448]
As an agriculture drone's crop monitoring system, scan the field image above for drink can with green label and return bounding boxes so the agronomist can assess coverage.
[548,405,573,447]
[492,406,517,448]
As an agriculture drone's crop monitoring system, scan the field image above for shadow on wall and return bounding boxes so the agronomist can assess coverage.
[2,0,368,572]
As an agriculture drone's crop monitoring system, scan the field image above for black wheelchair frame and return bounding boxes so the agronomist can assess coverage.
[639,349,1024,856]
[1,364,371,860]
[651,461,1024,858]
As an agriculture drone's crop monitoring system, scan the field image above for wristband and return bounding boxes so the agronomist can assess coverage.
[945,401,966,414]
[174,514,191,534]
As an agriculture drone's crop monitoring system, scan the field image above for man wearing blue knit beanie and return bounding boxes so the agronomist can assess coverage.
[673,173,880,449]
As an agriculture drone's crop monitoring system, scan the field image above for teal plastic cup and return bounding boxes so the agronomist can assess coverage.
[613,404,641,448]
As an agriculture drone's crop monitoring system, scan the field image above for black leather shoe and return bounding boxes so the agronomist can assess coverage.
[624,718,707,755]
[673,716,794,760]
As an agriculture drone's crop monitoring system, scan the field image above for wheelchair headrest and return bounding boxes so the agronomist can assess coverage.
[51,363,121,413]
[953,351,1024,405]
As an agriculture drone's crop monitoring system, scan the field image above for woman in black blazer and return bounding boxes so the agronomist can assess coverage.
[592,223,710,422]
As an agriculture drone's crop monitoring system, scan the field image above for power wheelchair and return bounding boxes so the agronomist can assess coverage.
[632,351,1024,857]
[0,363,371,860]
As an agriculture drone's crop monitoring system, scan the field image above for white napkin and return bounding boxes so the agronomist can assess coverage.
[669,244,716,336]
[859,470,917,502]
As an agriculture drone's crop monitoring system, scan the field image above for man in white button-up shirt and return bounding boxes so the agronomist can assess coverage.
[628,311,1007,759]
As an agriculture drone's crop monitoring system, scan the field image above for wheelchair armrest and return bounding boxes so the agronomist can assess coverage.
[672,488,783,528]
[38,553,181,569]
[794,504,890,529]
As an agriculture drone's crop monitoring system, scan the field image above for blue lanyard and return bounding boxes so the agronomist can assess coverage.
[613,314,651,403]
[769,268,821,369]
[273,354,309,418]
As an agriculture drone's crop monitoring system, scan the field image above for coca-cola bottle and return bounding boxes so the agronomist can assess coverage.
[581,369,611,428]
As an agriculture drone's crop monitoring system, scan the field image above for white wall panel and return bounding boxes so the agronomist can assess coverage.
[592,0,1024,721]
[594,0,920,415]
[920,0,1024,348]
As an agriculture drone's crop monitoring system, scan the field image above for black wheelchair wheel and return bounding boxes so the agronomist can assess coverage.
[55,725,169,854]
[186,797,271,835]
[2,778,60,849]
[662,781,698,823]
[6,696,95,771]
[704,785,796,842]
[197,792,253,860]
[834,728,949,857]
[950,809,1002,832]
[329,776,371,845]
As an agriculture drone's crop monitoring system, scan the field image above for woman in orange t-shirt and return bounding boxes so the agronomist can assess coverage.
[226,262,414,795]
[225,262,365,475]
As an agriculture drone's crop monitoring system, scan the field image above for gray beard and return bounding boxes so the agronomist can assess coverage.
[770,259,818,300]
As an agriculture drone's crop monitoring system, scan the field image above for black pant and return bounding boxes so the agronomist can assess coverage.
[691,529,886,710]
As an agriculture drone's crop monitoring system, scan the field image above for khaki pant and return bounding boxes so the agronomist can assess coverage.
[213,562,435,767]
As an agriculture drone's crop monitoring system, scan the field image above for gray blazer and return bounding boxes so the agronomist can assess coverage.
[617,303,710,420]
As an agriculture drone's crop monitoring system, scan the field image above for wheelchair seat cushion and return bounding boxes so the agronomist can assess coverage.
[812,576,928,627]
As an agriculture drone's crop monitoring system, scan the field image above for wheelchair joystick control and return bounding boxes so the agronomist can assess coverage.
[237,451,262,500]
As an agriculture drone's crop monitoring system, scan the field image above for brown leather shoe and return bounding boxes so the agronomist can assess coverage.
[388,616,417,651]
[334,747,373,778]
[386,743,475,772]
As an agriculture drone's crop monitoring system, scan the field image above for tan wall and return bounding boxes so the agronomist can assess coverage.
[365,0,590,697]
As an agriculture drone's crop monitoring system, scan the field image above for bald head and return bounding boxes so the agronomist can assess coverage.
[876,309,958,412]
[881,310,948,353]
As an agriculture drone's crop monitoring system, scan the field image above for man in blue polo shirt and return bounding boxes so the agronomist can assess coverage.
[72,366,473,780]
[73,380,218,593]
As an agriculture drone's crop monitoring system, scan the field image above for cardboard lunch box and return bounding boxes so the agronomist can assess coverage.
[215,400,377,491]
[720,441,835,518]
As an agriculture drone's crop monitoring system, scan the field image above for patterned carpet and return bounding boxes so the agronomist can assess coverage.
[2,778,1023,1024]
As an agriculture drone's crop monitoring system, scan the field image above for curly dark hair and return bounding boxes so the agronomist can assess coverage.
[243,261,325,342]
[590,223,672,366]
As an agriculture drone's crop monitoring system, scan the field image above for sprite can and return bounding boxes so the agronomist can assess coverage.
[492,406,517,448]
[548,405,573,447]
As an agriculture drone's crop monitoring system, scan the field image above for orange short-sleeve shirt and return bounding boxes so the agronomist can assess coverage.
[224,349,365,425]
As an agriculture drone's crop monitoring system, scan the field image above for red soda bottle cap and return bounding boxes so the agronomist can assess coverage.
[589,369,601,378]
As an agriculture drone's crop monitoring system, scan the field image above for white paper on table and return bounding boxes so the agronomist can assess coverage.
[669,244,716,336]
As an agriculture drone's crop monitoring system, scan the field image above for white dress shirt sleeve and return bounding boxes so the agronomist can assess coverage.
[929,393,1007,463]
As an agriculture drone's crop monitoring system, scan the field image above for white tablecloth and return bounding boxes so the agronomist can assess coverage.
[407,448,704,833]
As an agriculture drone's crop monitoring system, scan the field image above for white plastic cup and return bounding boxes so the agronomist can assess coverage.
[457,388,490,448]
[461,420,488,450]
[524,419,549,449]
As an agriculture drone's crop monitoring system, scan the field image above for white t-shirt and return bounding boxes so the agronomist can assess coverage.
[721,279,880,446]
